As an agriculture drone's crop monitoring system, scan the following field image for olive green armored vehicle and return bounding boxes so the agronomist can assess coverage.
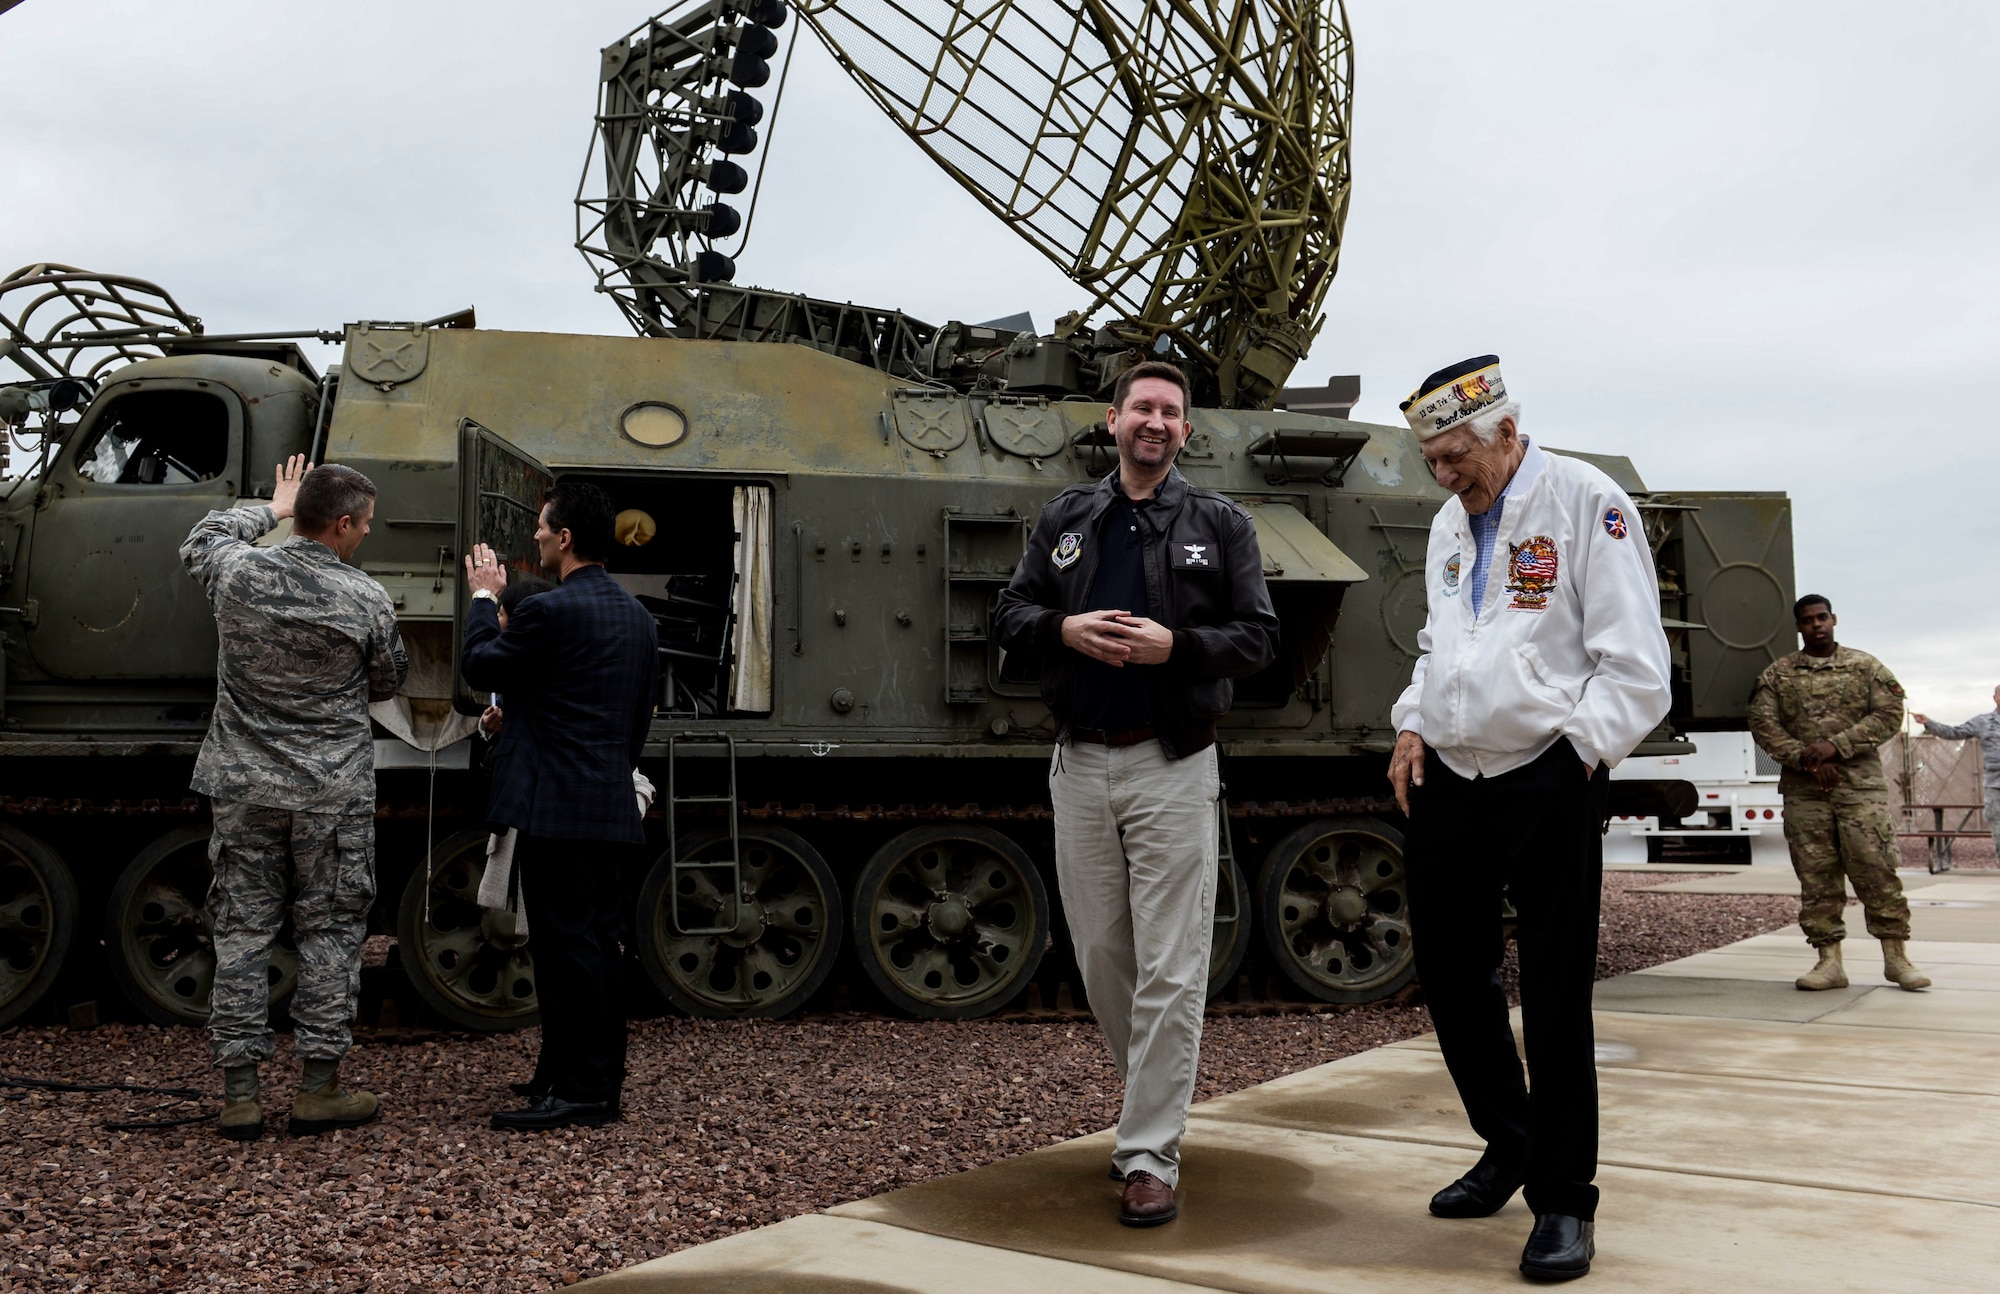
[0,0,1797,1032]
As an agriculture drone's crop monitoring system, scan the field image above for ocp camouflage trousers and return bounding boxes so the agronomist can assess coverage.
[205,799,376,1068]
[1781,790,1910,947]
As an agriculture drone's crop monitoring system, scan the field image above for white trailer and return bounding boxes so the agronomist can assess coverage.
[1606,731,1789,866]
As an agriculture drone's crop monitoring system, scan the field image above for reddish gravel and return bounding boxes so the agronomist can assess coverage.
[0,872,1793,1292]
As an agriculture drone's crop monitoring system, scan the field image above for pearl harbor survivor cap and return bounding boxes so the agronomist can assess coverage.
[1400,355,1507,441]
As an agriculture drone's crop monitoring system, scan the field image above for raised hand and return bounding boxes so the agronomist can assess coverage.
[270,454,313,521]
[465,542,508,599]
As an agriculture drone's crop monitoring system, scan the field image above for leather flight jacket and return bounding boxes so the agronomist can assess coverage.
[994,467,1279,758]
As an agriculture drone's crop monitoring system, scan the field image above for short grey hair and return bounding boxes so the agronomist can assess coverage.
[1464,400,1522,445]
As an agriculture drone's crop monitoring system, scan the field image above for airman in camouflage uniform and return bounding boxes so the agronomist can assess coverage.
[181,457,407,1139]
[1748,595,1928,993]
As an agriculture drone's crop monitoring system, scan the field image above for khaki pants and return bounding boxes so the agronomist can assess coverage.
[1050,738,1218,1187]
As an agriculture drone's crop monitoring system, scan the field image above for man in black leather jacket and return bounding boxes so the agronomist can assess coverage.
[994,360,1277,1227]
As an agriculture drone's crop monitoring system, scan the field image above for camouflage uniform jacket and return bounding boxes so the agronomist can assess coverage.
[182,505,408,813]
[1747,646,1906,795]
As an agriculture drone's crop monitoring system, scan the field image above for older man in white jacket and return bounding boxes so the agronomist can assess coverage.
[1387,356,1670,1283]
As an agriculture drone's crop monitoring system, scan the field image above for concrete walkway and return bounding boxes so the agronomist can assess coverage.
[585,871,2000,1292]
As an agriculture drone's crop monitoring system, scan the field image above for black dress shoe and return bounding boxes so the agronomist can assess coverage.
[1520,1213,1594,1281]
[1429,1156,1528,1218]
[490,1095,615,1131]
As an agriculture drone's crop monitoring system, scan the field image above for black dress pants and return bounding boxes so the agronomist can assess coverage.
[1406,737,1608,1220]
[515,834,628,1104]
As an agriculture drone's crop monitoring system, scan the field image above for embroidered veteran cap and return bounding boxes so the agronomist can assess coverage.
[1400,355,1508,441]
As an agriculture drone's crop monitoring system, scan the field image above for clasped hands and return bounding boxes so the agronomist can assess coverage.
[1062,609,1174,667]
[1800,739,1842,789]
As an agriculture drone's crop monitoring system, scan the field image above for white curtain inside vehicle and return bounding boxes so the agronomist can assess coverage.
[729,485,773,712]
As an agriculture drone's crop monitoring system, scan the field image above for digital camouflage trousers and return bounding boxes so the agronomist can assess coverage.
[205,799,376,1068]
[1780,790,1911,947]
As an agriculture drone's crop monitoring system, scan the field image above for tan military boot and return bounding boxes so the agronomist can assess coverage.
[219,1065,263,1142]
[289,1059,380,1136]
[1881,940,1932,991]
[1795,943,1847,991]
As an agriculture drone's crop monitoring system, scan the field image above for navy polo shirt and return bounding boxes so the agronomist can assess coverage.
[1070,492,1155,730]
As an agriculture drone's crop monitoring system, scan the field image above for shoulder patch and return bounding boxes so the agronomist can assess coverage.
[1602,506,1628,539]
[1051,532,1084,569]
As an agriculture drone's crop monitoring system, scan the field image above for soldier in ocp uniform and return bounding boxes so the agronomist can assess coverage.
[181,456,408,1139]
[1748,595,1929,992]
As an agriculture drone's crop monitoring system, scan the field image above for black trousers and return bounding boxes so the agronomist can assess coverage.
[516,834,628,1104]
[1406,737,1608,1220]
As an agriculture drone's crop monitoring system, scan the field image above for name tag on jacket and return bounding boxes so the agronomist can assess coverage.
[1170,541,1218,570]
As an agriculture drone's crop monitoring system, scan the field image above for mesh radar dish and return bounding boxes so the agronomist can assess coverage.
[791,0,1354,406]
[579,0,1353,407]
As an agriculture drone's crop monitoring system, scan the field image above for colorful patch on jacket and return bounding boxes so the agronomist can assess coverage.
[1603,507,1628,540]
[1052,531,1084,569]
[1506,535,1560,611]
[1442,550,1462,595]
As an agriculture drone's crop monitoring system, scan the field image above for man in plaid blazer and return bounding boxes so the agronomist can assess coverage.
[464,480,658,1130]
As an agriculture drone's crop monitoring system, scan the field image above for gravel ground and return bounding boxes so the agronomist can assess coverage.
[0,872,1796,1292]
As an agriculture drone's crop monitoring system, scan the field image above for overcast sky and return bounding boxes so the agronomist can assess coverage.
[7,0,1996,719]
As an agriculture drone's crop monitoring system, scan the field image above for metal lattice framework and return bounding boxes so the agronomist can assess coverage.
[793,0,1353,403]
[0,263,202,384]
[577,1,792,338]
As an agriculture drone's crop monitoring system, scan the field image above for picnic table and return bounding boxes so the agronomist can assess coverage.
[1898,802,1989,874]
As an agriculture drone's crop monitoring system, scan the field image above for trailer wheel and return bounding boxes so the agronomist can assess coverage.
[1257,816,1415,1004]
[395,828,539,1031]
[1206,839,1253,1001]
[0,825,78,1029]
[852,826,1049,1020]
[636,826,842,1019]
[106,826,299,1028]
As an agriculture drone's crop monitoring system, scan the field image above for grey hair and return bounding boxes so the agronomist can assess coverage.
[1464,399,1522,445]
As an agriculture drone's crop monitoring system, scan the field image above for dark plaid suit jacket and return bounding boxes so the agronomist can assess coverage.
[462,564,659,844]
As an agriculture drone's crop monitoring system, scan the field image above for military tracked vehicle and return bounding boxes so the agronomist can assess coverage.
[0,1,1797,1032]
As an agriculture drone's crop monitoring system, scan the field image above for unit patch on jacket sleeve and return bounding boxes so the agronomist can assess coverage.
[1505,535,1560,611]
[1602,507,1628,540]
[1052,532,1084,569]
[1170,542,1216,570]
[1442,550,1462,596]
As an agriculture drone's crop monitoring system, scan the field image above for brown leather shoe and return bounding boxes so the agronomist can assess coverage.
[1119,1170,1178,1227]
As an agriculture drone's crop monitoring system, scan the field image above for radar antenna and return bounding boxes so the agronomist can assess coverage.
[0,263,202,384]
[579,0,1353,408]
[793,0,1352,406]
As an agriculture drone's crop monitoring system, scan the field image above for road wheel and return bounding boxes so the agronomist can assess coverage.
[852,825,1049,1020]
[636,826,843,1019]
[395,828,539,1031]
[0,825,78,1029]
[1206,835,1253,1001]
[106,826,299,1028]
[1257,816,1415,1004]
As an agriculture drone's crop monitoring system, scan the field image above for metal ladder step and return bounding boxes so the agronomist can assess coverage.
[667,732,740,936]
